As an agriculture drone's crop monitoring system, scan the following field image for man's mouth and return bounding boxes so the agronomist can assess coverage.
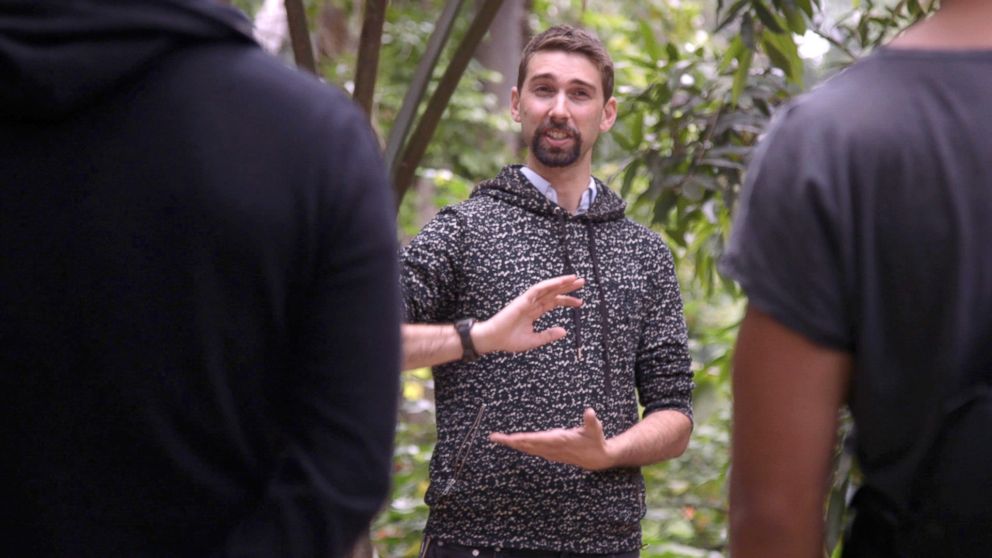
[531,123,582,167]
[544,128,572,140]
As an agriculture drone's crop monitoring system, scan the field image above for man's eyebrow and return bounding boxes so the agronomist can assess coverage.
[528,73,598,90]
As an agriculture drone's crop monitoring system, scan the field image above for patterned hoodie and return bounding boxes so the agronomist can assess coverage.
[401,165,693,553]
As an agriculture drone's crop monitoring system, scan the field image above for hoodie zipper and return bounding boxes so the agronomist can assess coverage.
[439,403,487,500]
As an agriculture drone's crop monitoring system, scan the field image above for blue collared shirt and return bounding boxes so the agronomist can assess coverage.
[520,166,597,215]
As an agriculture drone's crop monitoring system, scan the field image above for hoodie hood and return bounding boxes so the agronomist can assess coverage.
[473,165,627,223]
[0,0,255,122]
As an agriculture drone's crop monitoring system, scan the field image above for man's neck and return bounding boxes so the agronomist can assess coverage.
[889,0,992,50]
[525,157,593,214]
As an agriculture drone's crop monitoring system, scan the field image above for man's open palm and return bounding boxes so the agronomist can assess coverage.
[489,408,614,471]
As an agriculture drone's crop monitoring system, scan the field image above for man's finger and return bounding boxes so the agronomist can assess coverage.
[553,295,583,308]
[528,275,585,300]
[489,429,565,444]
[582,408,603,437]
[490,432,535,450]
[529,327,567,347]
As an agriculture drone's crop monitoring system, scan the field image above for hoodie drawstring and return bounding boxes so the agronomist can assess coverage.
[557,211,614,398]
[557,212,583,361]
[584,221,613,398]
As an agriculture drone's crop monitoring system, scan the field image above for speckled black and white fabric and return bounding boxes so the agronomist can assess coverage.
[401,165,693,554]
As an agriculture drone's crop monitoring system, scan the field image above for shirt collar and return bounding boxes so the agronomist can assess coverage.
[520,166,597,215]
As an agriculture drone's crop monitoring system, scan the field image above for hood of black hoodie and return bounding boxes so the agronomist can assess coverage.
[0,0,255,122]
[473,165,627,223]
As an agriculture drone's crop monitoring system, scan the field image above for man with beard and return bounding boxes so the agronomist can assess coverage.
[401,25,694,558]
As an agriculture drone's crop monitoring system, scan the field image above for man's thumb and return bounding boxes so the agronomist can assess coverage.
[538,326,567,345]
[583,407,602,433]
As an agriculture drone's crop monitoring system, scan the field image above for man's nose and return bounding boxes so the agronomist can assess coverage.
[548,92,569,122]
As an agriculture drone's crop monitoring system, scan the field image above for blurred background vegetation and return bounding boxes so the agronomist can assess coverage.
[230,1,937,555]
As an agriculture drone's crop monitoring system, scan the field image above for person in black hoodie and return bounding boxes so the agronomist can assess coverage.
[401,26,693,557]
[0,1,399,557]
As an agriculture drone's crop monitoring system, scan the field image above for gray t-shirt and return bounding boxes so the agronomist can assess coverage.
[721,47,992,520]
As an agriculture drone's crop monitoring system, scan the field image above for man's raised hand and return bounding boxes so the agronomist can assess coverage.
[473,274,584,354]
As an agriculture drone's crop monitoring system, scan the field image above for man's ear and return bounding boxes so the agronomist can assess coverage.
[510,87,522,123]
[599,96,617,132]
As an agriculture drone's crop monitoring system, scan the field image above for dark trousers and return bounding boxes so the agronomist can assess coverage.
[421,538,640,558]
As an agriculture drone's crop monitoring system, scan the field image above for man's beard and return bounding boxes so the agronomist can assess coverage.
[531,122,582,168]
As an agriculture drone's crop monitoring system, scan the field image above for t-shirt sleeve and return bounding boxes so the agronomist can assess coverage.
[719,103,853,351]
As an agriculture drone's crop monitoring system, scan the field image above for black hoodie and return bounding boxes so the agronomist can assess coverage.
[0,1,399,556]
[401,165,693,553]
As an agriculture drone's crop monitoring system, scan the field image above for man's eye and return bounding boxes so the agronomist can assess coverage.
[534,86,553,95]
[572,90,591,99]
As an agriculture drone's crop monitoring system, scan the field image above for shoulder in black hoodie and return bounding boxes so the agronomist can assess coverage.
[0,1,400,556]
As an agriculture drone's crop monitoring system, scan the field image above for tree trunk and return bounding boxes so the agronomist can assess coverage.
[392,0,506,206]
[474,0,527,154]
[284,0,316,74]
[354,0,388,118]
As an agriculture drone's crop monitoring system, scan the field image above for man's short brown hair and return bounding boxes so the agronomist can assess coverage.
[517,24,615,102]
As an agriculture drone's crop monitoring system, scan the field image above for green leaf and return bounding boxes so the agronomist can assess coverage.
[715,0,749,33]
[621,159,642,197]
[908,0,922,18]
[613,132,635,151]
[753,0,786,34]
[630,113,644,146]
[666,42,680,62]
[652,189,679,226]
[784,3,806,34]
[720,36,745,73]
[731,48,753,104]
[761,29,804,86]
[639,20,663,62]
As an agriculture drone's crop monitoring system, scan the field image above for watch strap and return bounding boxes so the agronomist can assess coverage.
[454,318,480,362]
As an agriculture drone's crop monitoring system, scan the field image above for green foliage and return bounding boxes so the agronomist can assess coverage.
[640,282,741,556]
[231,1,938,556]
[811,0,935,71]
[373,2,514,237]
[374,367,435,557]
[597,1,797,302]
[376,0,882,555]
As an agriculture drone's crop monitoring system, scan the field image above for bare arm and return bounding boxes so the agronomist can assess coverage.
[489,406,691,471]
[401,275,584,370]
[729,305,852,558]
[608,408,691,466]
[401,323,463,371]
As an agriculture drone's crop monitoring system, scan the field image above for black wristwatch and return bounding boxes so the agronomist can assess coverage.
[454,318,481,362]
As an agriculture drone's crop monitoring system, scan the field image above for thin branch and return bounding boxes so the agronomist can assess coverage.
[284,0,316,74]
[392,0,506,207]
[671,103,724,196]
[810,27,858,62]
[353,0,388,117]
[384,0,467,179]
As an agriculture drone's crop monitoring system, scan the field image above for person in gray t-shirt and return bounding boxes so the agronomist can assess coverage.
[721,0,992,556]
